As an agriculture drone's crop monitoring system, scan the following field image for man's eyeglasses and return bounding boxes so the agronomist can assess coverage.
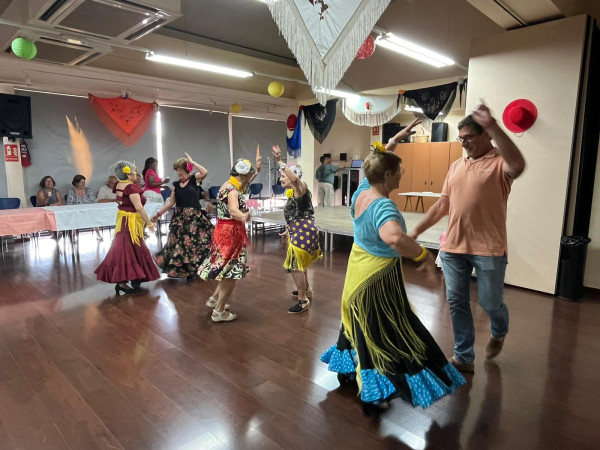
[456,134,479,144]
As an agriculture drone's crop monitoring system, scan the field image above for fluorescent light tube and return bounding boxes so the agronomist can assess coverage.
[375,33,455,68]
[146,53,253,78]
[315,88,359,101]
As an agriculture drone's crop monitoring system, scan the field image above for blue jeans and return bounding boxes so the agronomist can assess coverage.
[440,252,508,364]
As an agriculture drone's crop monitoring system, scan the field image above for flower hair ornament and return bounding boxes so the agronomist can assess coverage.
[123,166,131,174]
[371,141,386,153]
[235,159,253,175]
[286,163,302,178]
[186,162,194,173]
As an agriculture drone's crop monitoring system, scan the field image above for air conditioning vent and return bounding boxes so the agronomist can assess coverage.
[31,0,180,42]
[17,36,112,65]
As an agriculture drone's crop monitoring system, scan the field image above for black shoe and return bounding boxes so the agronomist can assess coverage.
[115,284,136,294]
[131,281,142,292]
[186,274,196,282]
[361,401,390,416]
[337,373,357,387]
[288,300,310,314]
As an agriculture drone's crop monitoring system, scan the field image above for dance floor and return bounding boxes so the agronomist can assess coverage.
[252,206,449,250]
[0,233,598,449]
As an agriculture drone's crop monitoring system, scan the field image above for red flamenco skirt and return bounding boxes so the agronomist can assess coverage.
[95,218,160,284]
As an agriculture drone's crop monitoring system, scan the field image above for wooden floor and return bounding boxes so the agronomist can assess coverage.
[0,232,599,450]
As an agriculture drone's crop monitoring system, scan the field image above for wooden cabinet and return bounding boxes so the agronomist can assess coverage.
[393,141,463,213]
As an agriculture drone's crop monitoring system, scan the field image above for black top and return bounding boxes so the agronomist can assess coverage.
[173,175,201,209]
[284,188,315,223]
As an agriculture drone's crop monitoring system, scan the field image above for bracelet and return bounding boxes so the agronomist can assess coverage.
[413,245,428,262]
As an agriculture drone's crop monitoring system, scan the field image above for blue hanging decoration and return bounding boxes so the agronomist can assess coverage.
[286,107,303,158]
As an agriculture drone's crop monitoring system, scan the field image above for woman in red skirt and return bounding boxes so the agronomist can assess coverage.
[95,161,160,294]
[199,155,261,322]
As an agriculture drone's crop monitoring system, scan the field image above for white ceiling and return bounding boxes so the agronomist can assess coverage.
[0,0,599,107]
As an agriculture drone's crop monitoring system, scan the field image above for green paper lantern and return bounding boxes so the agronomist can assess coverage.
[11,37,37,60]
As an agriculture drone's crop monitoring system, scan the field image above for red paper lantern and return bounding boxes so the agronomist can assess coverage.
[287,114,298,130]
[356,36,375,60]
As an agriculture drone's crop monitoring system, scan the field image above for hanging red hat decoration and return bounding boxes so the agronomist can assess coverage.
[287,114,298,131]
[365,101,371,111]
[356,35,375,60]
[502,99,537,133]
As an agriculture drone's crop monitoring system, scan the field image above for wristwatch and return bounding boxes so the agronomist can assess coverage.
[388,137,398,145]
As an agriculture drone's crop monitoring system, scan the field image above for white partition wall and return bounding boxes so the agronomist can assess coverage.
[466,15,588,293]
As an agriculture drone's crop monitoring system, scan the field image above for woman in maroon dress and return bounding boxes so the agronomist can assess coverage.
[95,160,160,294]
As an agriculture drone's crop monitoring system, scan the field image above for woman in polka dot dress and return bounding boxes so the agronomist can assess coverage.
[319,123,466,415]
[273,145,322,314]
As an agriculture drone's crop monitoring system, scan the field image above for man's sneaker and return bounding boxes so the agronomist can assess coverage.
[485,335,505,360]
[449,356,474,373]
[288,300,310,314]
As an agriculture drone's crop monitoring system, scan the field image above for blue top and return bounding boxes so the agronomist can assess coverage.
[315,164,338,185]
[351,178,406,258]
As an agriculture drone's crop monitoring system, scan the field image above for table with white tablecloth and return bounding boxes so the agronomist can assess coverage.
[43,203,161,231]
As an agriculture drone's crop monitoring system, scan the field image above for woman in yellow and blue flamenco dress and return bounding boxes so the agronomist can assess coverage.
[272,145,322,314]
[320,121,466,415]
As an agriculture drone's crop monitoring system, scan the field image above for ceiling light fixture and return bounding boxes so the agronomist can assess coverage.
[145,53,253,78]
[315,88,359,101]
[375,33,455,68]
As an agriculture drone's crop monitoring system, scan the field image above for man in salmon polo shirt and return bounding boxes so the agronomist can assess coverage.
[409,103,526,373]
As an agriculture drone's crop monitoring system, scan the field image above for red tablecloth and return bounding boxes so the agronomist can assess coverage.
[0,208,57,235]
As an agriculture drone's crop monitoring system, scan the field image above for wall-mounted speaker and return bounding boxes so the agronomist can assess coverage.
[431,122,448,142]
[323,153,332,159]
[340,152,347,161]
[0,93,32,139]
[383,122,408,143]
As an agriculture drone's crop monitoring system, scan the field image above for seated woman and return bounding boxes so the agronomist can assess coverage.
[320,119,466,415]
[66,174,96,204]
[66,174,102,240]
[143,157,170,203]
[36,175,62,207]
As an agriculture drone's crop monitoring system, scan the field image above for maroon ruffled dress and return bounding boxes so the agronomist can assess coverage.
[95,183,160,284]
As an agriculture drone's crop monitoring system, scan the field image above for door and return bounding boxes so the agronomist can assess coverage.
[449,141,463,165]
[391,143,413,211]
[424,142,450,211]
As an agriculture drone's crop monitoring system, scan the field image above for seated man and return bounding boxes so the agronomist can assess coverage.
[97,175,118,203]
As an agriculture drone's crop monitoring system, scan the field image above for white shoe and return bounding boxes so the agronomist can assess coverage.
[211,309,237,322]
[206,296,230,309]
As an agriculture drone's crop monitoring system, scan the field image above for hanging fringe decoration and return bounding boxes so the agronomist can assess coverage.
[342,94,401,127]
[265,0,391,105]
[89,94,157,147]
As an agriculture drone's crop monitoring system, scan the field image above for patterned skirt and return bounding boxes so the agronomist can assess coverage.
[320,244,466,407]
[95,214,160,284]
[199,219,249,281]
[155,207,213,278]
[284,216,322,272]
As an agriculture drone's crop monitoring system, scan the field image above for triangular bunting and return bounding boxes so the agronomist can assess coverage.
[89,94,156,147]
[266,0,391,105]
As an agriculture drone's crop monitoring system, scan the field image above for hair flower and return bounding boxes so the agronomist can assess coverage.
[235,159,252,175]
[123,166,131,174]
[371,141,385,153]
[186,162,194,173]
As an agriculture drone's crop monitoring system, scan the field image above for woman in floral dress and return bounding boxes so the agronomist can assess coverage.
[199,155,261,322]
[151,153,212,281]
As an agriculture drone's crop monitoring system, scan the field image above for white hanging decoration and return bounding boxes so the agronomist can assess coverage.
[342,94,401,127]
[265,0,391,105]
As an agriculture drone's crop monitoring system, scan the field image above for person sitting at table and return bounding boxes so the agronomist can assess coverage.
[143,157,170,203]
[36,175,62,207]
[67,174,103,240]
[97,175,118,203]
[95,161,159,294]
[151,153,212,281]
